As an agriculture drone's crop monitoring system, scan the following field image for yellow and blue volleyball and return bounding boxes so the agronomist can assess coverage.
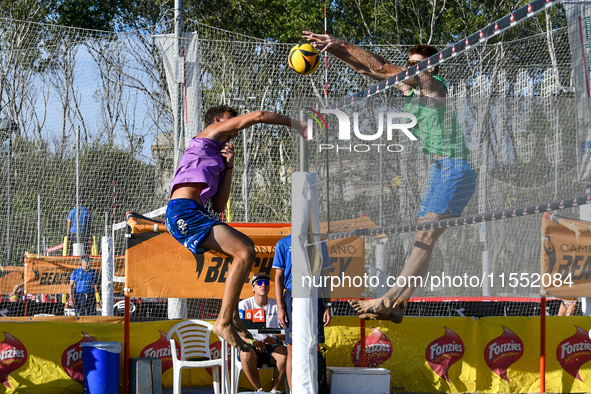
[288,43,320,75]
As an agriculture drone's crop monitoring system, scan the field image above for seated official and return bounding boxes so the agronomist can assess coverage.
[238,273,287,394]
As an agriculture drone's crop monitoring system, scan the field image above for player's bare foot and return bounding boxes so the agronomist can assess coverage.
[233,311,254,339]
[349,299,405,324]
[213,320,251,352]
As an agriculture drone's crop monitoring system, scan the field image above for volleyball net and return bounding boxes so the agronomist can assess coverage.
[292,0,591,301]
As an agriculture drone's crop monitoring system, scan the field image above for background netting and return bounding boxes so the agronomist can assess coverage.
[0,3,582,319]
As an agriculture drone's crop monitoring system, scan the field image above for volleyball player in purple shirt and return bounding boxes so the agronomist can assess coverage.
[165,105,307,351]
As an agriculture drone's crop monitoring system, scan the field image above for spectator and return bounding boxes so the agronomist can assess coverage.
[273,235,332,391]
[238,273,287,394]
[9,282,24,303]
[558,298,577,316]
[68,255,100,316]
[67,199,93,255]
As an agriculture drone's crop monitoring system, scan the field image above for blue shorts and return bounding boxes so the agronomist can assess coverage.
[284,289,326,345]
[165,198,226,254]
[419,158,476,217]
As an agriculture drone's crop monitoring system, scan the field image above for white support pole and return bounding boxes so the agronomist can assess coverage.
[292,172,321,394]
[375,237,388,298]
[37,195,41,255]
[168,298,188,320]
[101,236,114,316]
[580,186,591,316]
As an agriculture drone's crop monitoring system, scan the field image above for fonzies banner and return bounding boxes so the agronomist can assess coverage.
[541,212,591,297]
[1,317,591,393]
[565,2,591,181]
[124,215,365,299]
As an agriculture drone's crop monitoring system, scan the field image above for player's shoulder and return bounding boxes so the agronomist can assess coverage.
[238,296,254,308]
[276,235,291,250]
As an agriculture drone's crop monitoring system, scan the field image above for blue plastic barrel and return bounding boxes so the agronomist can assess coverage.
[81,341,122,394]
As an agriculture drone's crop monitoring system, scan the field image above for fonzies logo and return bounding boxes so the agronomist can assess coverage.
[485,326,523,382]
[304,108,417,153]
[426,327,464,382]
[61,332,97,384]
[141,330,179,373]
[556,326,591,381]
[350,327,393,367]
[0,332,28,388]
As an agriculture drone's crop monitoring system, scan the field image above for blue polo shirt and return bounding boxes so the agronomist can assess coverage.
[71,268,99,294]
[68,206,92,234]
[272,235,331,290]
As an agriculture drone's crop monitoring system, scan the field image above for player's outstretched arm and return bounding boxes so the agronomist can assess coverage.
[199,110,308,142]
[303,32,403,79]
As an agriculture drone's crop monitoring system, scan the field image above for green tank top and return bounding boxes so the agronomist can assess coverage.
[404,76,471,160]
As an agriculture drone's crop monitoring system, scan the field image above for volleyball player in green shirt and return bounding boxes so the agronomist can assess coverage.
[303,32,476,323]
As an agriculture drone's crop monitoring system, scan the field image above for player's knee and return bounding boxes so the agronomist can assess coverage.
[241,348,257,363]
[414,229,440,245]
[241,244,256,263]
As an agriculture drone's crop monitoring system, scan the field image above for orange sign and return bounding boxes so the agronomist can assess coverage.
[0,266,24,295]
[23,254,125,294]
[125,216,365,299]
[125,217,291,299]
[541,213,591,297]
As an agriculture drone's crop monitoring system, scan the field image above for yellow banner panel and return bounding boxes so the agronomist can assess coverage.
[0,322,124,393]
[325,317,478,393]
[545,317,591,393]
[2,317,591,393]
[476,317,540,393]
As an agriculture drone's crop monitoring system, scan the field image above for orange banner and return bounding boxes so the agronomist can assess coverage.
[125,216,366,299]
[541,213,591,297]
[325,237,365,299]
[0,266,24,295]
[23,254,125,294]
[125,217,291,299]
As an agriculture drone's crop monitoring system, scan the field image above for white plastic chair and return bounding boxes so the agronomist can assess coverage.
[167,319,228,394]
[230,345,289,394]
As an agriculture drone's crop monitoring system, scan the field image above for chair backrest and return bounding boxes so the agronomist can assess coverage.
[167,319,213,360]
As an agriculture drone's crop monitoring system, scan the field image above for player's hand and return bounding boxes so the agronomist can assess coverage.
[252,340,266,352]
[263,337,275,345]
[278,308,289,328]
[323,307,332,327]
[302,31,342,52]
[220,143,235,169]
[294,120,309,140]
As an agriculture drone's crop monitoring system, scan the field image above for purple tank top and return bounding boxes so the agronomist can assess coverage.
[170,138,226,206]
